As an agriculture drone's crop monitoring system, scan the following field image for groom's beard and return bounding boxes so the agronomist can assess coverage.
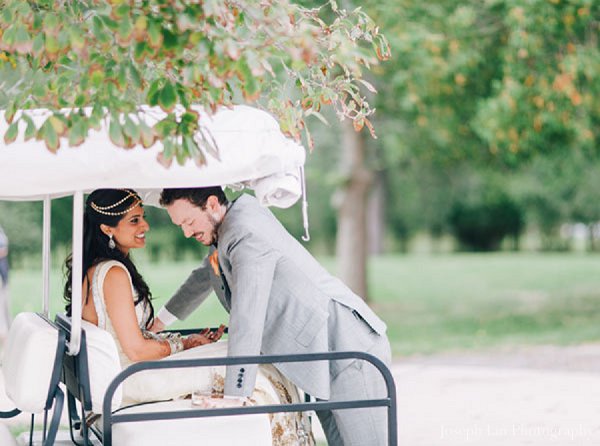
[205,214,222,246]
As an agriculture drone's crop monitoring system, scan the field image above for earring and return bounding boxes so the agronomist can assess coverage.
[108,234,116,250]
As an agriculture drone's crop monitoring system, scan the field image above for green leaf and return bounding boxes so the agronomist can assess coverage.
[180,135,197,165]
[74,94,87,107]
[91,103,103,121]
[22,115,36,141]
[68,27,86,51]
[162,137,174,160]
[117,64,127,89]
[4,121,19,144]
[114,4,131,19]
[147,79,162,106]
[177,84,190,109]
[45,35,59,54]
[108,119,125,147]
[153,116,177,138]
[43,13,60,31]
[91,16,110,44]
[100,16,118,32]
[2,8,13,23]
[139,121,156,148]
[158,82,177,112]
[162,28,178,50]
[2,26,16,47]
[32,33,44,54]
[238,58,259,100]
[117,17,133,42]
[4,101,17,124]
[57,29,70,51]
[134,41,146,61]
[357,78,377,94]
[175,141,187,166]
[68,118,87,147]
[123,115,140,143]
[306,110,329,125]
[147,20,163,49]
[90,68,105,88]
[129,63,142,90]
[48,115,66,136]
[13,24,32,53]
[41,121,59,152]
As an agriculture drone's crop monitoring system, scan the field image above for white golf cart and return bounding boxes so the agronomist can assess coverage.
[0,105,397,445]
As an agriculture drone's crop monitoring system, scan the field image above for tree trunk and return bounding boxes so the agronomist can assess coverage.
[368,173,385,255]
[335,120,373,301]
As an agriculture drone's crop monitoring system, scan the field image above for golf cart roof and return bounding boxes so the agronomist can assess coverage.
[0,104,308,355]
[0,105,305,203]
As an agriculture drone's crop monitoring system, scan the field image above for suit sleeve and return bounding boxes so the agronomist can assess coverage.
[163,256,214,321]
[223,230,279,397]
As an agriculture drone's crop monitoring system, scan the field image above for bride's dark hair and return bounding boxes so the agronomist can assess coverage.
[63,189,154,328]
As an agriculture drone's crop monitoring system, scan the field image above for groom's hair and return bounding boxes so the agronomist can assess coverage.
[160,187,228,209]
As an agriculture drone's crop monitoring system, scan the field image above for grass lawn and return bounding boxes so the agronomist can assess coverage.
[7,253,600,357]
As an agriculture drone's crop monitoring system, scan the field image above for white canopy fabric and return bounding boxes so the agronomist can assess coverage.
[0,104,308,355]
[0,105,305,207]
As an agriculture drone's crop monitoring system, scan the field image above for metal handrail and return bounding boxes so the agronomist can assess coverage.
[102,351,397,446]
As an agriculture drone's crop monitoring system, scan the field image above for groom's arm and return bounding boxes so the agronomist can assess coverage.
[222,229,279,397]
[154,256,214,329]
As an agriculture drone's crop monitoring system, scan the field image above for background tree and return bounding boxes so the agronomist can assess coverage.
[325,0,599,297]
[0,0,388,162]
[474,0,600,165]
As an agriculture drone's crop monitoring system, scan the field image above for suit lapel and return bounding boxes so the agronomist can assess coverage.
[209,246,232,312]
[219,263,232,309]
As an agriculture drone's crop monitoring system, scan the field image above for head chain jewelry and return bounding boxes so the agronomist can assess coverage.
[90,190,142,216]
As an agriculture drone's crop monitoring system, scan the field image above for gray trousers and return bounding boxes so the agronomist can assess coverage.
[316,333,393,446]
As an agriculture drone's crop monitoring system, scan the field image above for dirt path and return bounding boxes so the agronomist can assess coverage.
[399,343,600,373]
[392,343,600,445]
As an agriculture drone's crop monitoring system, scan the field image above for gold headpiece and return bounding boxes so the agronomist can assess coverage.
[90,190,142,216]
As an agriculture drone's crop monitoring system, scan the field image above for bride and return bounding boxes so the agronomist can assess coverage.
[63,188,313,445]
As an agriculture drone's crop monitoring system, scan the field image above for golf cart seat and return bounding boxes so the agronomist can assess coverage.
[55,314,271,446]
[1,312,66,446]
[0,423,17,446]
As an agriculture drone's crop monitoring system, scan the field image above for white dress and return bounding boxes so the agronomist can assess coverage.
[91,260,314,446]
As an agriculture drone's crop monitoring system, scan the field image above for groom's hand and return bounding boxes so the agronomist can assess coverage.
[149,317,166,333]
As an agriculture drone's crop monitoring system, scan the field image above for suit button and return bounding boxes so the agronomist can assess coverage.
[237,379,243,383]
[221,286,225,290]
[240,368,245,373]
[237,384,242,388]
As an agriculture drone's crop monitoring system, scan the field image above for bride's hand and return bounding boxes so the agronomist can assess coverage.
[183,333,212,348]
[183,324,226,349]
[204,324,226,343]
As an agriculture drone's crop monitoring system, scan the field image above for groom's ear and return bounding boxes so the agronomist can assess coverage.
[205,195,220,212]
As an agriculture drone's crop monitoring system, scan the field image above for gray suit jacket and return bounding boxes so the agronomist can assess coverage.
[164,194,387,399]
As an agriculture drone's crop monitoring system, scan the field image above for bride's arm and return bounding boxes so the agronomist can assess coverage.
[103,267,210,361]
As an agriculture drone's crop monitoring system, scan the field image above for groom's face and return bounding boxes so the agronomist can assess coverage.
[166,198,221,246]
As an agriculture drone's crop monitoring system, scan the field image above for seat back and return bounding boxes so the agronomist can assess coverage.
[55,313,122,414]
[2,312,65,413]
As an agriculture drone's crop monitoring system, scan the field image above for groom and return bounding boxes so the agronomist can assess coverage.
[152,186,392,446]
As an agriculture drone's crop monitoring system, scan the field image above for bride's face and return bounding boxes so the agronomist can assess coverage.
[166,198,221,246]
[107,203,149,254]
